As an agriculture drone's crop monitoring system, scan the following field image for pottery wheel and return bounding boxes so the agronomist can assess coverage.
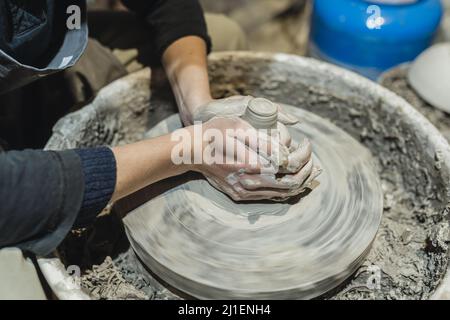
[123,104,383,299]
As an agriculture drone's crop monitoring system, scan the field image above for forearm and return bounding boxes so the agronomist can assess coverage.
[162,36,213,126]
[111,133,188,202]
[0,134,186,254]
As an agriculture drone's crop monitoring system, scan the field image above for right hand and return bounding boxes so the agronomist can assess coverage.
[184,117,321,201]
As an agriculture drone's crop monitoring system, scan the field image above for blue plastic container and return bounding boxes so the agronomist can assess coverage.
[309,0,443,79]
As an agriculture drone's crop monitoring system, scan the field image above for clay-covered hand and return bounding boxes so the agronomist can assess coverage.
[187,117,321,201]
[193,95,319,176]
[193,95,299,126]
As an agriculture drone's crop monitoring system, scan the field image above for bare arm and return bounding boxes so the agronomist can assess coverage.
[111,134,188,202]
[162,36,213,126]
[111,117,318,204]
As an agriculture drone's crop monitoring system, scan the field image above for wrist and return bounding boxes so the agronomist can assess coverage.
[183,94,214,125]
[168,126,200,174]
[175,125,209,174]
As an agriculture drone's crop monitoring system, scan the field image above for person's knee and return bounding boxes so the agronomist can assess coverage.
[205,13,248,52]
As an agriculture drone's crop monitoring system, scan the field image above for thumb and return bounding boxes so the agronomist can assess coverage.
[277,105,300,125]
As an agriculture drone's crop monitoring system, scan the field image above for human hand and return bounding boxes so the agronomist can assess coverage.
[181,117,321,201]
[192,95,299,126]
[193,95,318,174]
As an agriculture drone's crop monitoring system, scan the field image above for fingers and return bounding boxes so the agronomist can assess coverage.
[239,159,314,191]
[302,166,323,189]
[206,162,322,202]
[227,122,290,169]
[230,140,272,172]
[197,106,321,202]
[230,117,300,172]
[276,104,300,126]
[219,174,295,201]
[281,159,314,189]
[220,118,306,175]
[235,160,322,198]
[238,173,295,190]
[195,97,299,126]
[277,122,292,148]
[234,190,297,201]
[282,138,312,174]
[193,97,300,128]
[193,96,253,122]
[266,166,323,201]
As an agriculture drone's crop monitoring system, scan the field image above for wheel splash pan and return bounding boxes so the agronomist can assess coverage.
[43,52,450,300]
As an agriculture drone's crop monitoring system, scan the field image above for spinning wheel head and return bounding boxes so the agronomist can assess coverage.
[124,104,383,299]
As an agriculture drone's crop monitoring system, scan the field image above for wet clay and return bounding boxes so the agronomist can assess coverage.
[123,105,383,299]
[47,53,450,299]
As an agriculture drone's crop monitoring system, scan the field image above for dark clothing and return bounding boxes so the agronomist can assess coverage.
[0,147,116,256]
[0,0,55,65]
[0,0,211,94]
[0,0,210,255]
[74,147,117,228]
[121,0,211,59]
[0,149,83,255]
[0,0,88,94]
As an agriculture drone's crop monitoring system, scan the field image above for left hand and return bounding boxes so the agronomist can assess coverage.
[192,95,313,173]
[191,96,322,199]
[192,95,299,126]
[188,117,320,201]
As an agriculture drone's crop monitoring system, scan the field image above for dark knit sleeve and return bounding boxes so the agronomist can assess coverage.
[0,147,116,256]
[121,0,212,59]
[0,149,84,256]
[73,147,117,228]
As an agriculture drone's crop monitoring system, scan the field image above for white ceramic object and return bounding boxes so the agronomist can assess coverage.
[407,43,450,113]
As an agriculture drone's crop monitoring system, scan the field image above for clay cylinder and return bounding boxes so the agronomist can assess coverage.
[242,97,278,130]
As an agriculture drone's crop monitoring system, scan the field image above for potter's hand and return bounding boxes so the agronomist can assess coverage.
[193,95,297,163]
[193,95,319,175]
[193,95,299,126]
[187,117,320,201]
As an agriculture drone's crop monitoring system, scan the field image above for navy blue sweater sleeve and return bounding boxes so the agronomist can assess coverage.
[121,0,212,59]
[0,148,116,256]
[74,147,117,228]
